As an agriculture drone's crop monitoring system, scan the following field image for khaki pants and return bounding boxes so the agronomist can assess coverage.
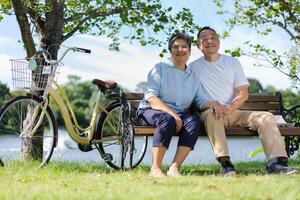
[200,109,288,161]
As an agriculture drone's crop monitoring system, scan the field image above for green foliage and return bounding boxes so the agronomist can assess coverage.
[134,81,146,92]
[247,78,300,109]
[247,78,263,94]
[1,0,199,57]
[214,0,300,86]
[0,0,12,20]
[0,81,10,106]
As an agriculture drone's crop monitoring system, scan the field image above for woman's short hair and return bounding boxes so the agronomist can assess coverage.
[168,32,192,52]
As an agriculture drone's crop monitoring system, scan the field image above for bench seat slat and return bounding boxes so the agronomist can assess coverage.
[246,96,280,102]
[240,102,281,110]
[133,126,300,137]
[126,93,299,138]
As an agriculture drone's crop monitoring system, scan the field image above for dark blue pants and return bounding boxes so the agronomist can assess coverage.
[137,109,200,149]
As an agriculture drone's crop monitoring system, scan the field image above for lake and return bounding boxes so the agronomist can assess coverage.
[50,129,298,166]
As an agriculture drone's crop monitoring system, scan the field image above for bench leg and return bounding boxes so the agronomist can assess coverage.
[284,136,300,157]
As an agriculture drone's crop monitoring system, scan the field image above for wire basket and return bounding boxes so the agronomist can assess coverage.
[10,58,62,91]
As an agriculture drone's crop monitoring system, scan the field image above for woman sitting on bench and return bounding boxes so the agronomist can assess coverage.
[137,33,210,177]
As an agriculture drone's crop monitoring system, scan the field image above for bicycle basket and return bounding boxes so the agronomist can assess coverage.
[10,58,62,91]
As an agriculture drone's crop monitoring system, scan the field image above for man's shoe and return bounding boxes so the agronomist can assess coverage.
[266,162,298,175]
[220,160,237,177]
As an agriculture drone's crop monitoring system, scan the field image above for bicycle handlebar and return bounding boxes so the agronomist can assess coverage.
[74,47,91,54]
[37,46,91,64]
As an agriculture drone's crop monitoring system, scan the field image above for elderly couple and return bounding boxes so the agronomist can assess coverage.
[137,27,297,177]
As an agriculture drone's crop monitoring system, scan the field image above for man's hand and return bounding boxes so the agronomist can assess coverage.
[210,101,226,120]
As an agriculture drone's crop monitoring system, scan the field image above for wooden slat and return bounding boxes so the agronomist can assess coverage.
[246,95,280,102]
[124,93,144,100]
[134,126,155,136]
[240,102,281,110]
[133,126,300,137]
[279,127,300,136]
[133,126,258,136]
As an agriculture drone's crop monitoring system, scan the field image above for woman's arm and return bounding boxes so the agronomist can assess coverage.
[147,96,183,132]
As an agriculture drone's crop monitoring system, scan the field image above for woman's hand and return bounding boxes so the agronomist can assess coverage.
[147,96,183,132]
[172,114,183,133]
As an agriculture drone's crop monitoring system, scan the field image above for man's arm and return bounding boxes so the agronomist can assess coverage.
[225,85,249,114]
[147,96,183,132]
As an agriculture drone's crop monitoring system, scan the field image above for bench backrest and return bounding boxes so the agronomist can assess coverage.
[124,93,284,115]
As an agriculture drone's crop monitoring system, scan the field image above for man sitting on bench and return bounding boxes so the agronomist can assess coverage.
[190,26,297,176]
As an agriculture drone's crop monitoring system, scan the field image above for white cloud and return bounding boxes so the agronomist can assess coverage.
[0,54,14,88]
[58,35,162,91]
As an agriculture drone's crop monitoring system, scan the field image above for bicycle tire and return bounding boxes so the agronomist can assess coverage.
[0,95,57,168]
[96,102,147,170]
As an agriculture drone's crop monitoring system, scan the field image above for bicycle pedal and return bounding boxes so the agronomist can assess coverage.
[102,153,113,162]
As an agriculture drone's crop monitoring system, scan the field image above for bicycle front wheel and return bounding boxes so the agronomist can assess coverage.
[0,95,57,168]
[97,102,148,170]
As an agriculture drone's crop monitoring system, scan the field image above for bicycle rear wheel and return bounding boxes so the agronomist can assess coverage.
[0,95,57,168]
[97,102,147,170]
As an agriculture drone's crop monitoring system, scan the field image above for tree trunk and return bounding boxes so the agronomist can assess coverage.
[11,0,36,57]
[11,0,65,162]
[42,0,65,58]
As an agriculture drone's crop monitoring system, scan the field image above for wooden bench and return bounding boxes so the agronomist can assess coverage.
[124,92,300,157]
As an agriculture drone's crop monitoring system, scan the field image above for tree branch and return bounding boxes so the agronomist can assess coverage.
[11,0,36,57]
[61,7,124,43]
[26,0,45,39]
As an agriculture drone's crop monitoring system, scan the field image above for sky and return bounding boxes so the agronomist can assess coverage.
[0,0,295,92]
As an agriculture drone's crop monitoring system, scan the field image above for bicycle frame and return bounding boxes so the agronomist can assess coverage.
[28,76,122,145]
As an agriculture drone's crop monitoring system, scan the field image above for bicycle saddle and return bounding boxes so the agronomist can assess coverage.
[92,79,118,90]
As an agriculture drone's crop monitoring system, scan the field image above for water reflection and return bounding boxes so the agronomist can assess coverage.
[1,129,297,166]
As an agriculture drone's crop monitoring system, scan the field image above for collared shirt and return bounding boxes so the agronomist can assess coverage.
[139,61,210,113]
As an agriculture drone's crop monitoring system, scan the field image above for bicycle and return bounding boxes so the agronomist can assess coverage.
[0,45,148,170]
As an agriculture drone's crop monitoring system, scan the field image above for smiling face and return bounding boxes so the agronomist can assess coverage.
[171,39,191,68]
[198,29,220,56]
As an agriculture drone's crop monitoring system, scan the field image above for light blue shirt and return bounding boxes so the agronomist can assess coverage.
[139,62,211,113]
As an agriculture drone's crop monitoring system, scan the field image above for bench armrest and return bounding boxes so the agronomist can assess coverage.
[283,104,300,127]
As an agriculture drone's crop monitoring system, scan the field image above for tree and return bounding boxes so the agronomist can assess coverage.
[214,0,300,87]
[135,81,146,92]
[0,0,199,59]
[0,81,10,105]
[247,78,263,95]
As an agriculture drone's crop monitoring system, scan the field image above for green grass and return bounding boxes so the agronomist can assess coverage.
[1,160,300,200]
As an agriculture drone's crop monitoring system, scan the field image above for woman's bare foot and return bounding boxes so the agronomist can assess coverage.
[167,165,182,177]
[149,168,165,178]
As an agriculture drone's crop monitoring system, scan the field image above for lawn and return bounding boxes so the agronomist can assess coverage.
[1,159,300,200]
